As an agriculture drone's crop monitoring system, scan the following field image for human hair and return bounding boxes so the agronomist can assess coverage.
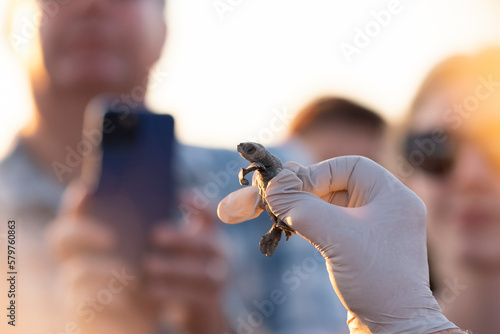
[409,47,500,118]
[289,96,385,138]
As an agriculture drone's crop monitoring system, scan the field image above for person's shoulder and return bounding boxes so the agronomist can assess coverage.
[0,139,63,213]
[173,142,244,188]
[175,142,242,168]
[268,138,316,165]
[176,142,236,157]
[0,140,35,188]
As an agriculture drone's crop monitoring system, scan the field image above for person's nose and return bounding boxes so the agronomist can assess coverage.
[449,143,491,193]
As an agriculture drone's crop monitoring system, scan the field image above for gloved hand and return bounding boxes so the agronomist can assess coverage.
[218,156,459,334]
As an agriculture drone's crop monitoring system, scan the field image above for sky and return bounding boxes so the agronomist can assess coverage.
[2,0,500,156]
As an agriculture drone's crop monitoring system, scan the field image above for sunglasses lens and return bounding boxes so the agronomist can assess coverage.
[404,133,455,176]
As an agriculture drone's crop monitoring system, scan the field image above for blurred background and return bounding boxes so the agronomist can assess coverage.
[2,0,500,155]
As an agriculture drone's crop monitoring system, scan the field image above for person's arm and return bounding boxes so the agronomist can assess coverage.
[218,156,466,334]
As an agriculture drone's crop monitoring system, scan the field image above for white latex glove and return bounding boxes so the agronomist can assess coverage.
[218,156,459,334]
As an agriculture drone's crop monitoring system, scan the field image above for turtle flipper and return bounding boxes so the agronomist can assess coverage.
[238,163,266,186]
[263,205,295,243]
[259,225,282,256]
[238,168,250,185]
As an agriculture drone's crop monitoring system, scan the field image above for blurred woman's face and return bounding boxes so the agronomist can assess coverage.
[406,86,500,272]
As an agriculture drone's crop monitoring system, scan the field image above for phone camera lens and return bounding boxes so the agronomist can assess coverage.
[103,111,138,147]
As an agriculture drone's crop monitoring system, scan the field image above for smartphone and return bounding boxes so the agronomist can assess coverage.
[82,98,177,266]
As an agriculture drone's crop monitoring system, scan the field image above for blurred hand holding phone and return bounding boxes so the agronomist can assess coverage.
[81,97,177,267]
[47,97,229,334]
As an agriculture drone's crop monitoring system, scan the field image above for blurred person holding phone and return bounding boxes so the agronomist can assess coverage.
[399,48,500,334]
[1,0,234,333]
[1,1,371,334]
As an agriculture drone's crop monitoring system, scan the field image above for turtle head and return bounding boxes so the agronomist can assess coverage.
[237,142,267,163]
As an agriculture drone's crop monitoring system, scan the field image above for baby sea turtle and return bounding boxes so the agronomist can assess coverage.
[237,142,295,256]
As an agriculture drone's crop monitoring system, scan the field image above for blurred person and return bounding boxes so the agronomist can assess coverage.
[283,97,385,164]
[1,0,233,333]
[399,48,500,334]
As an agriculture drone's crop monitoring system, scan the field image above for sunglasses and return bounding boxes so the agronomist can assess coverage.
[403,132,457,176]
